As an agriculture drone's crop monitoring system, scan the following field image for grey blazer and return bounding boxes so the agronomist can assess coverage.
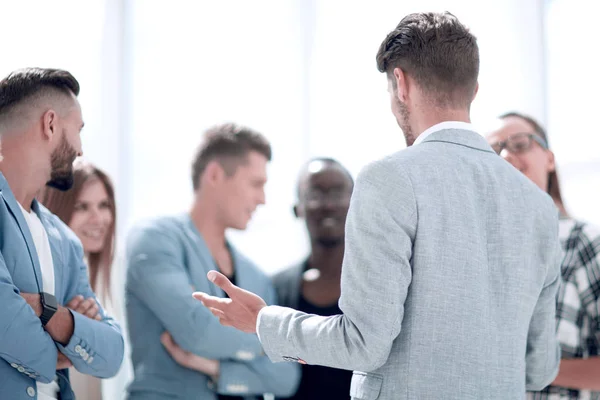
[257,129,562,400]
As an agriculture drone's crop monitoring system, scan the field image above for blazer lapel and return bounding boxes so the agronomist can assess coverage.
[184,214,226,297]
[0,174,44,291]
[227,244,247,289]
[34,201,65,300]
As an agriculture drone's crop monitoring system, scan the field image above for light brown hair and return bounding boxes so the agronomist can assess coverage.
[191,123,272,190]
[38,161,116,299]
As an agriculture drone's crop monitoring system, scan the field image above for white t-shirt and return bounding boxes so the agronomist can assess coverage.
[18,203,60,400]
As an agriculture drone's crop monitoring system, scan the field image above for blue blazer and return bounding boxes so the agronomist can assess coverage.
[0,172,125,400]
[125,214,300,399]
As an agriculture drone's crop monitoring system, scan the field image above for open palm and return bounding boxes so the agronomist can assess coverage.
[193,270,267,333]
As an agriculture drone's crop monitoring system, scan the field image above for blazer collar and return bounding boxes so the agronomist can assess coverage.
[183,213,248,291]
[0,172,44,290]
[420,128,496,154]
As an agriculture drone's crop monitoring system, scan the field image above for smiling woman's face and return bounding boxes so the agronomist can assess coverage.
[68,178,113,254]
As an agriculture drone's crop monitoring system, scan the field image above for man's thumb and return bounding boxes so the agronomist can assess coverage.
[207,270,235,296]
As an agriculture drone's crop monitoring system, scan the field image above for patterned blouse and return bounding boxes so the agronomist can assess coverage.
[528,217,600,400]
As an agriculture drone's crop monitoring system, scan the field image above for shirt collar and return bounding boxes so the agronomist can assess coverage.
[413,121,475,146]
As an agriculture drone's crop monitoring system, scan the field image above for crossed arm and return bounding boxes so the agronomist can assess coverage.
[1,244,123,382]
[0,251,60,383]
[126,226,299,397]
[20,293,103,369]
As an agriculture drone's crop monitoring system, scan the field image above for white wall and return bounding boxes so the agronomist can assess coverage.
[124,0,313,270]
[124,0,551,273]
[0,0,556,272]
[546,0,600,226]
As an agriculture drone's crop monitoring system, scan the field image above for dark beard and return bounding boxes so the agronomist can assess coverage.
[316,238,344,248]
[398,101,416,146]
[46,174,74,191]
[46,135,76,191]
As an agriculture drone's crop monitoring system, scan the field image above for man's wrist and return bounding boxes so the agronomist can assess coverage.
[40,292,58,325]
[211,360,220,382]
[256,306,268,339]
[21,293,43,317]
[33,299,43,317]
[198,359,219,378]
[45,306,75,346]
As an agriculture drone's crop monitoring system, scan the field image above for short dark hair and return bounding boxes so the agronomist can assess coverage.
[376,12,479,107]
[296,157,354,199]
[0,68,80,120]
[191,123,272,190]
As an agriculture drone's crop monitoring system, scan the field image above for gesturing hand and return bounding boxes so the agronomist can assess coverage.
[193,271,267,334]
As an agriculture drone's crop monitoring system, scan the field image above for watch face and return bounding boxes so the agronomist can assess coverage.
[41,292,58,310]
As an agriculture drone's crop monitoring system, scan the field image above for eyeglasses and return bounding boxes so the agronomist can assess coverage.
[489,133,548,155]
[304,188,351,207]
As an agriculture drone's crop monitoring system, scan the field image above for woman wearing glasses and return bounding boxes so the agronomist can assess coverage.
[487,112,600,400]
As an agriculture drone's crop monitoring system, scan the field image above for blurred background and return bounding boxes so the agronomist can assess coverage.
[1,0,598,397]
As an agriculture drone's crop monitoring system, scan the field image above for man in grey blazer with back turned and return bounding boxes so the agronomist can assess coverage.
[194,11,562,400]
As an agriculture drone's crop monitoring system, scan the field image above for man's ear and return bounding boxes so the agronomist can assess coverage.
[203,160,225,187]
[393,67,409,103]
[41,109,57,141]
[293,204,301,218]
[472,82,479,102]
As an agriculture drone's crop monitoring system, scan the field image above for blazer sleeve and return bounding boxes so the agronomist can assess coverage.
[56,235,124,378]
[257,160,417,372]
[126,223,264,360]
[0,250,58,383]
[524,228,562,391]
[216,282,300,397]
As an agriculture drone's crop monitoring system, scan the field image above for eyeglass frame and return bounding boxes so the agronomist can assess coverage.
[489,132,548,155]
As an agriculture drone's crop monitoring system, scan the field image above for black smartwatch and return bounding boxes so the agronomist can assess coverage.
[39,292,58,326]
